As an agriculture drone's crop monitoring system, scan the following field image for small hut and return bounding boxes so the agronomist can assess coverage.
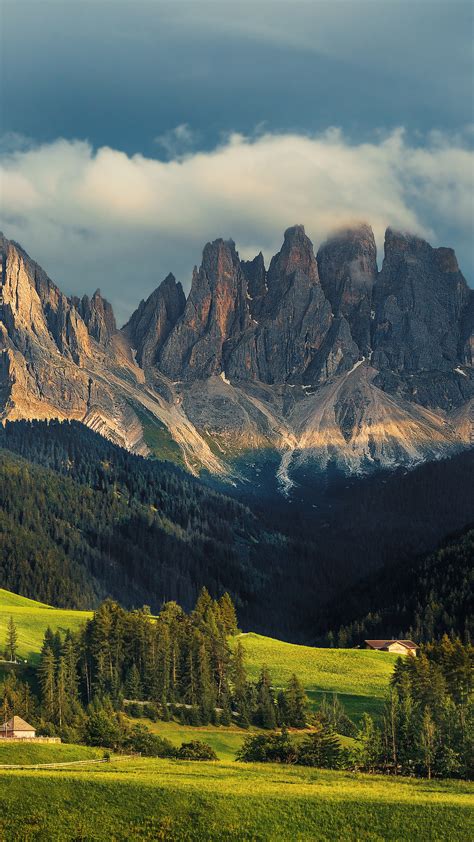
[0,716,37,739]
[364,639,418,656]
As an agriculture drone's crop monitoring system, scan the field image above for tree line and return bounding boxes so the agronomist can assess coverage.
[1,419,473,642]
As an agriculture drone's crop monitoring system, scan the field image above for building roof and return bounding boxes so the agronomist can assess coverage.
[2,716,36,731]
[365,639,418,650]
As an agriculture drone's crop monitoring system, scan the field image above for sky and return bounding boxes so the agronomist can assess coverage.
[1,0,473,324]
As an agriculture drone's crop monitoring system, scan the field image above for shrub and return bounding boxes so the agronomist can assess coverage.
[236,730,298,764]
[124,724,176,757]
[176,741,218,761]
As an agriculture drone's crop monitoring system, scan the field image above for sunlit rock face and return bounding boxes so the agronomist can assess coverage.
[0,223,472,489]
[159,238,251,380]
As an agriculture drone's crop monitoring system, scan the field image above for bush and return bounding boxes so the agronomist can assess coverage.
[236,730,298,764]
[124,724,176,757]
[144,703,159,722]
[83,711,122,749]
[176,741,218,761]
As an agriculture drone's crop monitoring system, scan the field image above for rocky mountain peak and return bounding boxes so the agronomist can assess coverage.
[317,223,377,356]
[373,228,471,374]
[267,225,319,290]
[122,272,185,368]
[158,238,251,380]
[75,289,117,345]
[241,252,267,318]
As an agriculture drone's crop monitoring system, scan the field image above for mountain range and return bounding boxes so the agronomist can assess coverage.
[0,223,472,493]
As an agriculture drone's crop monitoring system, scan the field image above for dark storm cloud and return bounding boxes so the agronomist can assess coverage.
[2,1,472,156]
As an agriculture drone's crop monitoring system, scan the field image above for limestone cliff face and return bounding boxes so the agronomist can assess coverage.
[227,225,358,384]
[0,223,472,486]
[159,239,251,380]
[241,252,266,318]
[373,229,471,374]
[122,273,185,367]
[74,290,117,345]
[317,223,377,356]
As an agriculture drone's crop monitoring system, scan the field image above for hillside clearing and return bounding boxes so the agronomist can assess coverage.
[233,632,398,719]
[0,589,91,664]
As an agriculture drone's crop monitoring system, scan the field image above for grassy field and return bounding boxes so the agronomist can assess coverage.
[0,754,471,841]
[234,632,398,719]
[0,589,91,664]
[133,717,357,761]
[0,741,101,766]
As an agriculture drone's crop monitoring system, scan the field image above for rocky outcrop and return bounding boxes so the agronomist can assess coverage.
[373,229,471,374]
[122,273,185,367]
[242,252,267,318]
[227,226,358,384]
[159,239,251,380]
[74,290,117,345]
[317,223,377,356]
[0,223,472,487]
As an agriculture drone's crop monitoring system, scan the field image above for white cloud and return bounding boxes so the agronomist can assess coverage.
[1,127,472,324]
[154,124,200,159]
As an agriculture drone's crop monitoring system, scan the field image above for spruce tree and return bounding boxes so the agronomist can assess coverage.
[283,674,309,728]
[218,593,238,635]
[255,667,277,729]
[39,646,57,722]
[5,616,18,662]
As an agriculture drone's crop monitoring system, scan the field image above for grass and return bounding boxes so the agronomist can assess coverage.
[132,404,185,466]
[0,741,101,766]
[233,632,398,720]
[0,754,471,841]
[131,716,360,761]
[0,589,91,664]
[134,717,252,762]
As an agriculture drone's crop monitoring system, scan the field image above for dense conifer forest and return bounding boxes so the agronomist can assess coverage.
[0,420,472,640]
[321,528,474,646]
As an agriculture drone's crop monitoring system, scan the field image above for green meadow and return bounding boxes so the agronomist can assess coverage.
[0,589,91,664]
[0,741,101,766]
[234,632,398,719]
[0,753,471,842]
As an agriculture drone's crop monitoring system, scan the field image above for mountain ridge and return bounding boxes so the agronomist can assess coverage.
[0,223,472,489]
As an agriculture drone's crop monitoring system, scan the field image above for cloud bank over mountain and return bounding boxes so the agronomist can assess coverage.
[1,127,472,323]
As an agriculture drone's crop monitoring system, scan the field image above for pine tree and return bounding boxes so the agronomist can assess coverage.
[62,634,80,706]
[298,723,342,768]
[283,674,309,728]
[125,664,142,700]
[39,646,57,722]
[218,593,238,635]
[5,616,18,662]
[56,656,67,728]
[255,667,277,729]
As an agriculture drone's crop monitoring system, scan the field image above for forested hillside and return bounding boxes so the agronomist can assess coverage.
[320,528,474,646]
[0,420,279,620]
[0,420,473,640]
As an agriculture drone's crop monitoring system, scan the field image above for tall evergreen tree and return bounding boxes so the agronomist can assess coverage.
[5,616,18,662]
